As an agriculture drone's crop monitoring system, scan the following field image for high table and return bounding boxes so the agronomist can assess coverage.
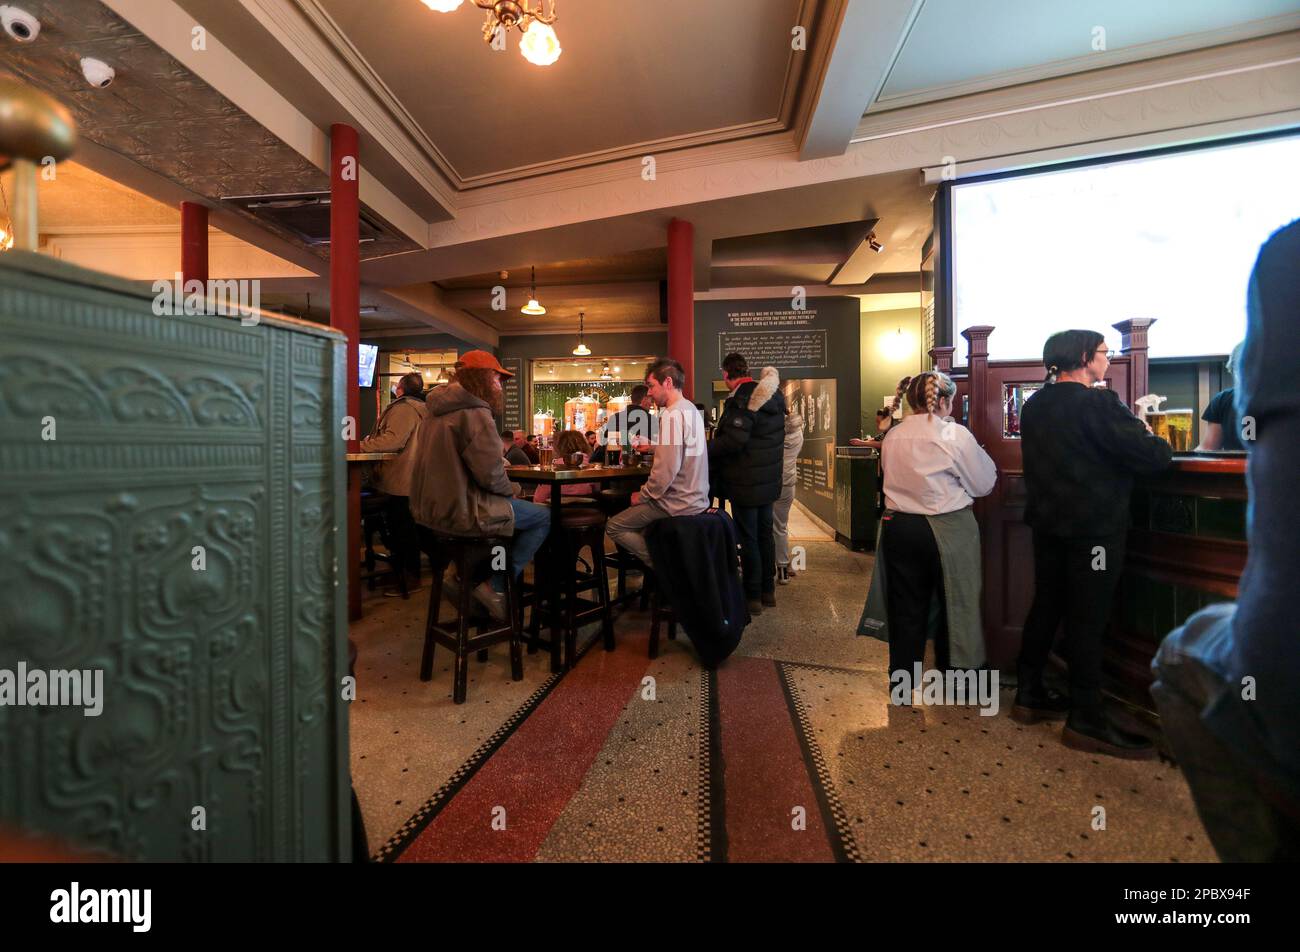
[507,463,652,666]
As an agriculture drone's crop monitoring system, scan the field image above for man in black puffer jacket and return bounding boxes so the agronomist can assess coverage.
[709,353,785,612]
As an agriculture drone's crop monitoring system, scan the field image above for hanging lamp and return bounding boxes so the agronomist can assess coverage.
[521,265,546,315]
[572,311,591,356]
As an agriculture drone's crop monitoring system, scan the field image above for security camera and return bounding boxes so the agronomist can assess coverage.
[0,6,41,42]
[80,57,115,88]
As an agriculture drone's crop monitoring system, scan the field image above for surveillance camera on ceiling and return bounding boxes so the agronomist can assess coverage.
[80,57,115,88]
[0,6,41,42]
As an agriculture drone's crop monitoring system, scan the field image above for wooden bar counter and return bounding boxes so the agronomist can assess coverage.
[1105,453,1248,718]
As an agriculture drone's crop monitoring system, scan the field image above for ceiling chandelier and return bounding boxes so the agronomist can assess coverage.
[520,265,546,315]
[572,311,590,356]
[421,1,562,67]
[598,361,612,381]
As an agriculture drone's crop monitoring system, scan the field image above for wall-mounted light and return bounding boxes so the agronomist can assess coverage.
[867,233,884,253]
[880,326,913,361]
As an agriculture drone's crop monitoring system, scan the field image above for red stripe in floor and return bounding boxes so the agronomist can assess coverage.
[716,657,837,862]
[397,636,653,862]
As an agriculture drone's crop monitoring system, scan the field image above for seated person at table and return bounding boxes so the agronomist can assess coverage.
[522,433,541,463]
[606,358,709,567]
[534,430,599,505]
[359,371,428,591]
[410,351,550,619]
[502,430,532,466]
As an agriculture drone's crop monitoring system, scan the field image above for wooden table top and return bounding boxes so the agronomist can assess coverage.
[507,464,651,483]
[346,452,398,462]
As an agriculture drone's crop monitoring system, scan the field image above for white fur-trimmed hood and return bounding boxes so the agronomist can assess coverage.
[747,366,780,412]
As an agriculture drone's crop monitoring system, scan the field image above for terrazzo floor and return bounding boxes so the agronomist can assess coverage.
[350,506,1215,863]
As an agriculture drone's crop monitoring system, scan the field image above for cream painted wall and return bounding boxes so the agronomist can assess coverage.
[40,229,315,281]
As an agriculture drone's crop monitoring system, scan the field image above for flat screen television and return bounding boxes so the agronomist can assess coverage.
[358,344,379,388]
[949,131,1300,364]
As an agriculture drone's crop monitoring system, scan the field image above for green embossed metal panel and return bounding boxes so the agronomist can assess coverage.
[0,252,349,861]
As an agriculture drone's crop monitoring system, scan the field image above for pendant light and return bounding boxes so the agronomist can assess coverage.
[572,311,591,356]
[521,265,546,315]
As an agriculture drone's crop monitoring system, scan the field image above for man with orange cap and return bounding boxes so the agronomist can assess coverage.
[409,351,550,619]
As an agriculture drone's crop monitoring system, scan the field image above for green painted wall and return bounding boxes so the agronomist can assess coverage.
[860,307,925,435]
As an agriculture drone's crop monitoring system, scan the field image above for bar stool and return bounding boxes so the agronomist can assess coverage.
[530,507,615,669]
[361,490,407,597]
[648,576,678,659]
[417,528,523,704]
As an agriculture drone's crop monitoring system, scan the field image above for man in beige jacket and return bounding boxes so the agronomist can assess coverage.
[360,371,427,592]
[409,352,550,619]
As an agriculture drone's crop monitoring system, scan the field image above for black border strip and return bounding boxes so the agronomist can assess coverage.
[704,667,728,863]
[777,662,862,863]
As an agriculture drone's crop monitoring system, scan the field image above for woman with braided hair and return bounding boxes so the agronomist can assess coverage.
[875,371,997,695]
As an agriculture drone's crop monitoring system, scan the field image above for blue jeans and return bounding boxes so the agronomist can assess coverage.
[493,499,551,593]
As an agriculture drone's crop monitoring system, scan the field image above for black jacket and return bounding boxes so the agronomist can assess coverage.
[645,509,748,667]
[1021,381,1172,538]
[708,366,786,507]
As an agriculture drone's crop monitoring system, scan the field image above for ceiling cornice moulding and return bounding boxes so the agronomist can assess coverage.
[854,31,1300,143]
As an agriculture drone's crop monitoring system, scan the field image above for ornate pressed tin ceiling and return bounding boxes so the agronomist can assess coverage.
[0,0,417,259]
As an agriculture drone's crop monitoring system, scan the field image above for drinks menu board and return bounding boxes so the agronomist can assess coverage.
[501,357,523,431]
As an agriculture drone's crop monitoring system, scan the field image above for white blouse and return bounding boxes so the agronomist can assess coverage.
[881,413,998,515]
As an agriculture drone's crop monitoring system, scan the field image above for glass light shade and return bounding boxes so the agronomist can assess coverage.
[521,298,546,315]
[0,225,12,251]
[420,0,464,12]
[573,342,591,356]
[519,21,561,66]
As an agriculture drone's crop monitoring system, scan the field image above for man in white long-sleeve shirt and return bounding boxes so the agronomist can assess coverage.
[606,357,709,566]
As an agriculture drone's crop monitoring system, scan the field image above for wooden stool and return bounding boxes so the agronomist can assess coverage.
[417,529,523,704]
[530,507,614,670]
[648,576,678,659]
[361,490,407,597]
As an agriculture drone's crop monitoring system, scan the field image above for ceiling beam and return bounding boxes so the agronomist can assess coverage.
[797,0,923,160]
[381,283,500,348]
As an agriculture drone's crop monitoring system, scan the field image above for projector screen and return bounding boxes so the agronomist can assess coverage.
[951,133,1300,364]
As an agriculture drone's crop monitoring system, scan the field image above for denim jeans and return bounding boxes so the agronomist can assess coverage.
[1152,603,1300,862]
[492,498,551,593]
[731,503,775,598]
[606,501,671,567]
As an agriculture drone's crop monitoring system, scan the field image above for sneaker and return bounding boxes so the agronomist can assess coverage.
[761,591,776,608]
[746,598,763,616]
[776,566,791,585]
[472,581,509,621]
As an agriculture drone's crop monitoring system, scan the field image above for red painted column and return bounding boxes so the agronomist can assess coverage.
[667,217,695,399]
[180,201,208,285]
[330,123,363,621]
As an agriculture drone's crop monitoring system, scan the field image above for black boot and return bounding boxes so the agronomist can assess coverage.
[1010,665,1070,724]
[1062,704,1155,760]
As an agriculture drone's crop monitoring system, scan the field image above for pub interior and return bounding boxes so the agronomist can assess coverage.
[1,0,1299,888]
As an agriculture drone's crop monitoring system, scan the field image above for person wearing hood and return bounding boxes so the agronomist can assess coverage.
[408,351,550,620]
[774,403,804,584]
[360,371,428,592]
[709,353,786,613]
